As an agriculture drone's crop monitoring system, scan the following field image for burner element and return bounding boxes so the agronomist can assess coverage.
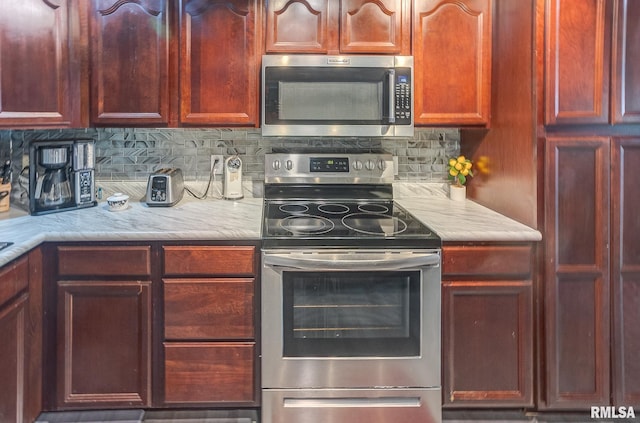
[358,203,389,214]
[279,215,334,235]
[279,203,309,214]
[317,203,350,214]
[342,213,408,236]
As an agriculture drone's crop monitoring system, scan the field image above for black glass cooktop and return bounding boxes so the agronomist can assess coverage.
[262,199,441,249]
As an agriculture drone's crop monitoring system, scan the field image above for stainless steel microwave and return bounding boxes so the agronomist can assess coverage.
[262,55,413,137]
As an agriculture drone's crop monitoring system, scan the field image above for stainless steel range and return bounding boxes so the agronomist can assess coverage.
[261,152,442,423]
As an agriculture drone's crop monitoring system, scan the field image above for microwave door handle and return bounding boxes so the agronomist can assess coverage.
[264,251,440,271]
[387,69,396,123]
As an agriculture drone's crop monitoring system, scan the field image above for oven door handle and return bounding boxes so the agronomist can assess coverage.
[263,251,440,271]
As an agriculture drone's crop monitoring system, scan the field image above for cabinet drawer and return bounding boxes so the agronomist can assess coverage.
[57,245,152,277]
[164,342,255,404]
[163,246,255,276]
[0,256,28,307]
[164,278,254,340]
[442,245,533,278]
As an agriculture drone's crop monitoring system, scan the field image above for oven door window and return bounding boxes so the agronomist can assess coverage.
[282,270,420,357]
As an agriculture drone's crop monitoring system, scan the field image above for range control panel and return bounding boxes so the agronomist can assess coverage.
[265,153,394,184]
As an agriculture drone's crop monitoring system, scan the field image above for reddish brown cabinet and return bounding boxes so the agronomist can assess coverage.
[265,0,410,54]
[54,245,152,409]
[179,0,261,126]
[611,137,640,406]
[544,0,611,125]
[442,244,534,407]
[545,0,640,125]
[0,251,42,423]
[161,244,258,406]
[413,0,492,126]
[543,137,611,408]
[612,0,640,123]
[86,0,170,125]
[0,0,80,128]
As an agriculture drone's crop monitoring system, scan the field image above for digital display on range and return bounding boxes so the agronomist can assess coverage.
[310,157,349,172]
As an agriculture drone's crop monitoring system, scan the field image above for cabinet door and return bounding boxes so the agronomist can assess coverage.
[611,0,640,123]
[544,0,612,125]
[413,0,492,126]
[164,342,255,404]
[544,137,610,409]
[164,278,254,340]
[0,294,28,423]
[443,282,532,407]
[88,0,170,125]
[611,138,640,406]
[340,0,410,54]
[179,0,261,126]
[265,0,337,53]
[442,244,534,407]
[0,0,79,128]
[57,281,152,408]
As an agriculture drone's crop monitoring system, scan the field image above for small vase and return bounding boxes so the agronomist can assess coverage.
[449,184,466,201]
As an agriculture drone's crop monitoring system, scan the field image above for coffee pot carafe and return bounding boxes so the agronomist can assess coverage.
[34,146,73,207]
[39,167,72,206]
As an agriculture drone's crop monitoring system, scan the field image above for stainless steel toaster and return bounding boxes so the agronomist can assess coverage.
[145,168,184,207]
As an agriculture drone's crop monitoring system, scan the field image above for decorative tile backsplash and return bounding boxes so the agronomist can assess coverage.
[1,127,459,183]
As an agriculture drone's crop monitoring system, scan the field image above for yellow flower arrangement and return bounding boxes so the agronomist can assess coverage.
[448,155,473,187]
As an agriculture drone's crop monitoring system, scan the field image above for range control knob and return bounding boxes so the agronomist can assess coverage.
[353,160,363,171]
[365,159,375,170]
[378,159,386,170]
[272,160,281,170]
[285,160,293,171]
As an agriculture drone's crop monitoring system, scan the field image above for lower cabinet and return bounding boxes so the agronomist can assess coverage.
[47,242,259,411]
[53,245,153,409]
[0,292,28,423]
[442,243,534,407]
[0,250,42,423]
[161,245,258,406]
[543,136,640,409]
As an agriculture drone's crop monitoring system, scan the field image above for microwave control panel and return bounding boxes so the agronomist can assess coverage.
[395,70,412,123]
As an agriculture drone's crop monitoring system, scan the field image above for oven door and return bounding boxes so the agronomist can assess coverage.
[261,249,441,390]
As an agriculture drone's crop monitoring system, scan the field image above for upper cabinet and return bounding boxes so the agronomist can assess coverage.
[87,0,170,126]
[545,0,640,126]
[179,0,261,126]
[265,0,410,55]
[611,0,640,124]
[544,0,611,125]
[0,0,80,128]
[413,0,492,126]
[83,0,261,127]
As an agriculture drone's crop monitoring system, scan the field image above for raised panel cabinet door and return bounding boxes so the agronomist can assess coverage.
[612,0,640,123]
[164,342,255,404]
[57,281,152,408]
[179,0,261,126]
[0,0,79,128]
[413,0,492,126]
[544,137,611,409]
[340,0,410,54]
[164,278,254,340]
[0,294,28,423]
[544,0,612,125]
[442,281,533,407]
[265,0,337,53]
[611,138,640,405]
[88,0,170,125]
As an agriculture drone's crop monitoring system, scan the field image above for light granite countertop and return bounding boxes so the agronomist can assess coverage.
[0,182,541,267]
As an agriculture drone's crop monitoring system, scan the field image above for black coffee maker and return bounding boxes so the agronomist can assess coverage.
[29,139,96,215]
